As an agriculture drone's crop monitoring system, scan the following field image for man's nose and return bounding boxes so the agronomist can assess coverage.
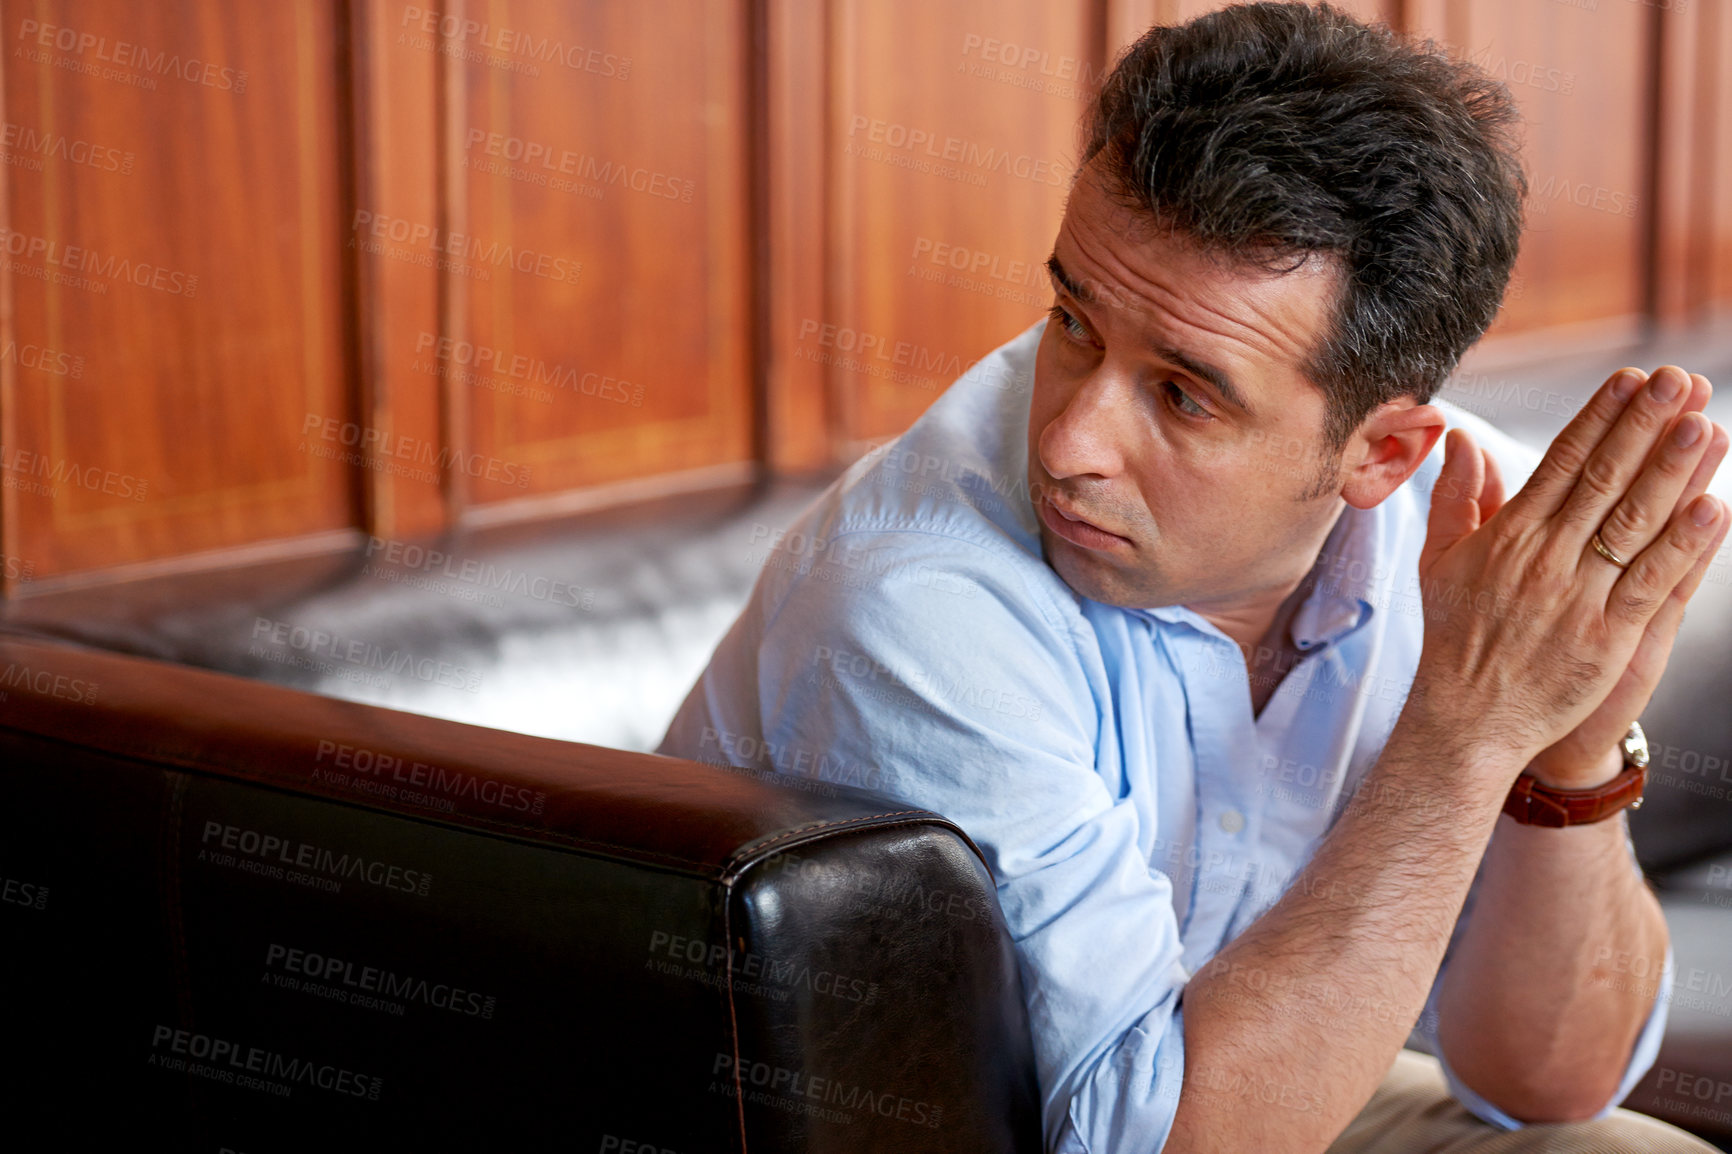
[1038,372,1129,480]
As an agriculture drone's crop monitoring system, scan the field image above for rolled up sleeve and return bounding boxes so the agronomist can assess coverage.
[738,530,1193,1152]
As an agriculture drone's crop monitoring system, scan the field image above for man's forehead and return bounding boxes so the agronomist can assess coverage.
[1050,176,1340,392]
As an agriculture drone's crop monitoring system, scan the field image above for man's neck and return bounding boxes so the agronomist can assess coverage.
[1188,503,1345,717]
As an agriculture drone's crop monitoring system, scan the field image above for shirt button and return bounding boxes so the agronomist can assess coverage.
[1219,809,1245,834]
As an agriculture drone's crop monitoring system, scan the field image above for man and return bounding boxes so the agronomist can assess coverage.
[660,4,1731,1151]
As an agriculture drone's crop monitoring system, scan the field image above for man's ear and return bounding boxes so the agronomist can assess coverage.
[1339,401,1447,510]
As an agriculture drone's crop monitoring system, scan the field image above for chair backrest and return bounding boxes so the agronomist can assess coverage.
[0,633,1042,1153]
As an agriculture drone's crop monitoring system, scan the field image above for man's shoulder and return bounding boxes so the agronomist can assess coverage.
[821,320,1048,550]
[756,321,1073,614]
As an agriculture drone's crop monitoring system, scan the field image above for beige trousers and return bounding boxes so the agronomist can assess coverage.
[1325,1050,1724,1154]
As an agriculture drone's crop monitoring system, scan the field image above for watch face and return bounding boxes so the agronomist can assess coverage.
[1622,721,1650,769]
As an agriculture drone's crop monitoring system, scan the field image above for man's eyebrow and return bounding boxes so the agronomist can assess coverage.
[1154,344,1255,418]
[1046,255,1094,304]
[1046,254,1256,419]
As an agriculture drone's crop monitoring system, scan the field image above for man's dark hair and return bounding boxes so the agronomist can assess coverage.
[1084,1,1526,457]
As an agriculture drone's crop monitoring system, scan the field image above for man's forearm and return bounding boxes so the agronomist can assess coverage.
[1437,782,1668,1123]
[1164,719,1515,1154]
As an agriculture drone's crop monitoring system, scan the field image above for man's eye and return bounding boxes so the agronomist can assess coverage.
[1162,380,1210,420]
[1048,304,1093,345]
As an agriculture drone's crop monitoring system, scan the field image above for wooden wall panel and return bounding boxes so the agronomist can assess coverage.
[1650,0,1713,327]
[445,0,753,512]
[826,0,1091,450]
[0,0,1726,591]
[764,0,832,473]
[1421,0,1651,338]
[351,0,443,540]
[1716,0,1732,310]
[0,0,354,585]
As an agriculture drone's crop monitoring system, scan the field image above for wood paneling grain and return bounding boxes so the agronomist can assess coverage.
[764,0,834,472]
[444,0,753,510]
[1,0,353,584]
[350,0,444,540]
[1714,0,1732,311]
[1404,0,1651,338]
[827,0,1090,450]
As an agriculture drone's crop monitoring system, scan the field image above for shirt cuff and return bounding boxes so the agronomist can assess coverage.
[1426,942,1675,1130]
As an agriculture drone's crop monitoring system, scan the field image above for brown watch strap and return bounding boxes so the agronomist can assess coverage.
[1502,761,1648,827]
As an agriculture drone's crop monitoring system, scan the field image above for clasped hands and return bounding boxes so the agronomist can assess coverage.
[1415,366,1729,792]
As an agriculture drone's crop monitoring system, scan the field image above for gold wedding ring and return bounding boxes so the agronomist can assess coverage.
[1591,531,1630,569]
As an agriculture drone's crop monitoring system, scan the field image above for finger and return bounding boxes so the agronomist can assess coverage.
[1666,376,1722,521]
[1478,447,1505,523]
[1607,493,1727,632]
[1423,428,1485,572]
[1626,504,1731,689]
[1554,366,1695,540]
[1682,372,1712,419]
[1504,367,1645,523]
[1586,409,1715,579]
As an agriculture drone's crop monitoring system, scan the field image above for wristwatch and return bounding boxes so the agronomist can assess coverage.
[1502,722,1649,827]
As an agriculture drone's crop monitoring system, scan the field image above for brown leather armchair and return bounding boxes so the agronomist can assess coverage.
[0,633,1041,1152]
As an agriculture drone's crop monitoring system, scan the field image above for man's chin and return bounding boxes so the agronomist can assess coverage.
[1041,528,1158,608]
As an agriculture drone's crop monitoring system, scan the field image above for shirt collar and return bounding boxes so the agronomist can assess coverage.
[1289,501,1385,650]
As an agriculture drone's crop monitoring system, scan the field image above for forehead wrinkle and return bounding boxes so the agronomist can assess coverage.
[1058,200,1331,382]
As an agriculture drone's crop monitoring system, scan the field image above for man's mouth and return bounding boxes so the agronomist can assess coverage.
[1039,494,1133,551]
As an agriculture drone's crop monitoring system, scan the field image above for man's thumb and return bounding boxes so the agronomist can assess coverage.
[1424,428,1485,567]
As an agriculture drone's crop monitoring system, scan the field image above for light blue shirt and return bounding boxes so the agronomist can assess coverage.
[658,319,1671,1152]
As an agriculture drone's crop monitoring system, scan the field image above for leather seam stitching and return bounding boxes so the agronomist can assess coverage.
[725,810,940,870]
